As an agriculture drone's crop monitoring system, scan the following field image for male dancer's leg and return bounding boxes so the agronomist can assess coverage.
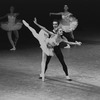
[54,46,72,80]
[45,56,52,73]
[54,46,69,76]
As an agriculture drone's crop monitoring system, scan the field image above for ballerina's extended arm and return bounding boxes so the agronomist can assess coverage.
[0,14,7,20]
[62,36,82,46]
[33,18,53,35]
[50,12,63,16]
[22,20,39,40]
[50,11,72,17]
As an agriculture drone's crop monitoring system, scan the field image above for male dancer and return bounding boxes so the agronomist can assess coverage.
[39,20,81,81]
[23,18,81,81]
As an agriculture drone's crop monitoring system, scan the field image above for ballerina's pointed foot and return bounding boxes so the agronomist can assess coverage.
[10,47,16,51]
[40,76,45,82]
[33,17,37,23]
[64,45,70,49]
[39,74,45,81]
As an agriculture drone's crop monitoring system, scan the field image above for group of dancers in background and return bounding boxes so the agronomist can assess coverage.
[0,5,82,81]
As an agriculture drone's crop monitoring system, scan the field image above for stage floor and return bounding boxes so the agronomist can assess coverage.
[0,41,100,100]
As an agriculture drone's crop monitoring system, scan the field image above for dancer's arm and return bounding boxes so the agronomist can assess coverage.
[22,20,39,39]
[33,18,53,35]
[0,14,7,20]
[50,11,72,16]
[50,12,63,16]
[62,36,82,46]
[65,40,82,46]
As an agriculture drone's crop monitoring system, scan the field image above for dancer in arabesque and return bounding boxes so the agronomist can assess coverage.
[22,18,81,81]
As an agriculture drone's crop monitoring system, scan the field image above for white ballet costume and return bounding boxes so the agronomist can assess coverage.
[1,15,22,31]
[38,29,54,56]
[23,20,62,56]
[60,14,78,32]
[30,29,62,56]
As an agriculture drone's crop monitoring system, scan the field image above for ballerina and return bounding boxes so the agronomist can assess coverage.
[50,5,78,32]
[22,18,81,81]
[0,6,23,50]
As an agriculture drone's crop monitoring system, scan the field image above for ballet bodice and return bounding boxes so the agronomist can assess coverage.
[62,12,71,19]
[46,34,62,47]
[8,15,16,23]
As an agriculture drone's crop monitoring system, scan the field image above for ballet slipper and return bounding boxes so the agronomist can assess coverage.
[39,73,45,81]
[10,47,16,51]
[64,44,70,48]
[66,76,72,81]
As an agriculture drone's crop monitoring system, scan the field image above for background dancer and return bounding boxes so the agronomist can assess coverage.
[23,18,81,81]
[50,5,78,48]
[0,6,22,50]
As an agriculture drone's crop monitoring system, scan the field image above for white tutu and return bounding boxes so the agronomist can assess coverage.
[38,29,54,56]
[1,22,22,31]
[1,15,22,31]
[60,16,78,32]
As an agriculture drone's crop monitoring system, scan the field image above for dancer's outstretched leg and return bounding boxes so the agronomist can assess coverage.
[23,20,39,40]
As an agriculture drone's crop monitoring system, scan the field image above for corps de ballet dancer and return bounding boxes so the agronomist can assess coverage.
[0,6,23,50]
[23,18,81,81]
[50,5,78,48]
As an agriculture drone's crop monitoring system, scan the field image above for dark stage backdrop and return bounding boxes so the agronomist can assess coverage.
[0,0,100,49]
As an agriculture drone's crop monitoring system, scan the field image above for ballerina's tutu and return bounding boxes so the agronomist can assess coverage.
[60,17,78,32]
[38,29,54,56]
[1,21,23,31]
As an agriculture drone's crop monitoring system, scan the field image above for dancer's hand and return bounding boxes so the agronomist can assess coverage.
[49,13,51,16]
[75,41,82,46]
[33,17,37,24]
[22,20,29,27]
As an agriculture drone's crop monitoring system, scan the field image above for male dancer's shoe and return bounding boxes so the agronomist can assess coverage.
[66,76,72,81]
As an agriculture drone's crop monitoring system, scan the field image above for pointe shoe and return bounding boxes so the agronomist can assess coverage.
[42,76,45,82]
[64,45,70,49]
[10,47,16,51]
[39,74,45,81]
[39,74,42,79]
[66,76,72,81]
